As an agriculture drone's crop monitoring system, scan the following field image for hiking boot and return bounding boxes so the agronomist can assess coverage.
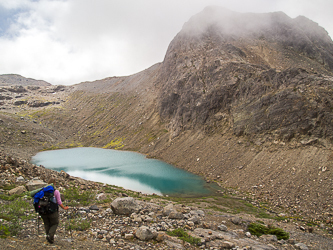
[46,235,54,244]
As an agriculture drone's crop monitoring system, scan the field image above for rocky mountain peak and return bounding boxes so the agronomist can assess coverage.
[180,6,330,42]
[173,6,333,72]
[181,7,290,38]
[158,7,333,142]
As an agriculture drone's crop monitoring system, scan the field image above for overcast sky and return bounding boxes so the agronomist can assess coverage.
[0,0,332,85]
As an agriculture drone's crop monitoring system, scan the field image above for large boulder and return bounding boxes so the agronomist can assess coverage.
[162,203,175,216]
[190,210,205,217]
[96,193,107,201]
[111,197,141,215]
[8,186,27,195]
[16,176,25,183]
[135,226,157,241]
[295,243,309,250]
[189,216,201,225]
[26,179,47,191]
[168,211,184,220]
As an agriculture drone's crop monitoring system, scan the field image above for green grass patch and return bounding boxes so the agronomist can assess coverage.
[306,221,318,227]
[103,186,117,194]
[103,137,125,149]
[0,192,28,201]
[207,205,228,213]
[63,187,95,206]
[0,198,32,221]
[248,222,289,240]
[167,228,201,246]
[66,217,91,231]
[0,225,11,238]
[198,194,273,219]
[274,216,289,222]
[0,197,35,237]
[42,145,62,151]
[160,193,273,219]
[146,132,157,142]
[257,211,273,219]
[1,184,17,190]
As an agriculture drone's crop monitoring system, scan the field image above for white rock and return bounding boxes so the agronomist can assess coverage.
[162,203,174,216]
[8,185,26,195]
[135,226,157,241]
[111,197,142,215]
[218,224,228,231]
[295,243,309,250]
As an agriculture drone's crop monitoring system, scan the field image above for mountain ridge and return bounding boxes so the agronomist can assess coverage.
[0,74,51,86]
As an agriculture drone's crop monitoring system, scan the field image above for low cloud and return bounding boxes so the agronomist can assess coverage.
[0,0,332,85]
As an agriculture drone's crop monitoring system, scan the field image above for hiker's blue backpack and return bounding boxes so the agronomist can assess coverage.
[33,185,58,215]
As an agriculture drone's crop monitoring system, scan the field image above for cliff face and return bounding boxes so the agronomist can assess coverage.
[157,7,333,144]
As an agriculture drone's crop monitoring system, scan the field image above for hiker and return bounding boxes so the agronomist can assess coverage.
[38,178,68,244]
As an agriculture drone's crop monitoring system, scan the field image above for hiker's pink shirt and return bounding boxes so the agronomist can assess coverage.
[54,190,62,205]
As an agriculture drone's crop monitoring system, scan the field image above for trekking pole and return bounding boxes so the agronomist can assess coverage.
[70,207,77,239]
[66,207,74,240]
[64,208,69,238]
[37,213,39,236]
[69,209,72,239]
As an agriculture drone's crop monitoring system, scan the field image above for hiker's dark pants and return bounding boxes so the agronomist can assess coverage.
[41,211,59,240]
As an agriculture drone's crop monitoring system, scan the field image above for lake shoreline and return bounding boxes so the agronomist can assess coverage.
[2,151,332,249]
[31,147,216,197]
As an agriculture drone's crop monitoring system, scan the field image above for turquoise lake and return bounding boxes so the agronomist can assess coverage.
[31,147,214,196]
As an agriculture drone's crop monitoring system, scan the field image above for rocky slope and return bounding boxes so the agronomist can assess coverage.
[0,84,72,158]
[1,152,333,249]
[0,74,51,87]
[0,7,333,248]
[158,7,333,140]
[150,7,333,223]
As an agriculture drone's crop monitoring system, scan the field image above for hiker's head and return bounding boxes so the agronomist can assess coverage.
[48,178,57,187]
